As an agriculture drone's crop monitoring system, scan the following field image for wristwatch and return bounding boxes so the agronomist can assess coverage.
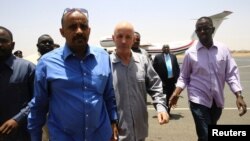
[236,93,244,99]
[111,119,118,125]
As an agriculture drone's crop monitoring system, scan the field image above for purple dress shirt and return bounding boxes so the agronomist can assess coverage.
[176,41,242,108]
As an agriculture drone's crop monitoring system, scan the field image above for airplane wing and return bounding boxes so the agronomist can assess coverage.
[191,11,232,40]
[100,10,233,55]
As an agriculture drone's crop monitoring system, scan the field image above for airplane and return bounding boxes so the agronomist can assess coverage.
[99,11,233,56]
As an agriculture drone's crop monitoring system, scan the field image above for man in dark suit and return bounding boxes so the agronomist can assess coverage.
[153,44,180,115]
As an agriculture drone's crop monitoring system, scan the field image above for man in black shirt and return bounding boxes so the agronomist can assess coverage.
[0,26,35,141]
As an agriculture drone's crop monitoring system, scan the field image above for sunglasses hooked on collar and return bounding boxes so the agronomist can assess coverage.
[63,8,89,19]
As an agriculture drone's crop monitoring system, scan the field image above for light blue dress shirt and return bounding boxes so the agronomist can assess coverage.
[28,44,118,141]
[165,54,173,78]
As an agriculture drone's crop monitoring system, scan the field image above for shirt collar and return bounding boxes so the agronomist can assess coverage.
[4,54,16,70]
[62,44,94,60]
[164,53,170,57]
[131,51,140,63]
[111,50,140,63]
[197,40,218,50]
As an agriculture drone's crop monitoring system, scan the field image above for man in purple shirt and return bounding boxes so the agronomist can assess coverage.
[169,17,247,141]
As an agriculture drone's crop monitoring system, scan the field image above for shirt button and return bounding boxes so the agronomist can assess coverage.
[86,127,88,130]
[86,114,88,117]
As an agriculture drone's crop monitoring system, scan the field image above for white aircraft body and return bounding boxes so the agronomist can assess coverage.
[99,11,232,55]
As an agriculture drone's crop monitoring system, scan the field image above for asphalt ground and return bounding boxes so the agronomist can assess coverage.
[145,56,250,141]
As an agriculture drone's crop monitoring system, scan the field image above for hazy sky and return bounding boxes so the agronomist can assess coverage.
[1,0,250,56]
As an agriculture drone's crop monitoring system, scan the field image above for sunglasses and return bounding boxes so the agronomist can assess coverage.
[195,26,213,32]
[63,8,89,19]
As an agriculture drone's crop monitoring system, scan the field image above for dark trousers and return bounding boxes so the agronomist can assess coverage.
[163,78,176,114]
[189,100,222,141]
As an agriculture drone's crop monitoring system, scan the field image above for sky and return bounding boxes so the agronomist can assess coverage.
[1,0,250,57]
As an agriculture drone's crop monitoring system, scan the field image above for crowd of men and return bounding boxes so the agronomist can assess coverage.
[0,8,247,141]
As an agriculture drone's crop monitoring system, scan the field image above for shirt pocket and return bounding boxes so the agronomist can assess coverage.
[216,57,227,74]
[89,74,108,95]
[136,70,145,82]
[136,69,147,96]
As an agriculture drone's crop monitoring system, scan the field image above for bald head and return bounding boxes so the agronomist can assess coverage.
[113,22,135,51]
[114,21,134,35]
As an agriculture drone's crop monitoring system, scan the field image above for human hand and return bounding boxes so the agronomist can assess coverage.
[0,119,18,135]
[169,93,180,109]
[236,96,247,116]
[157,112,169,125]
[110,122,118,141]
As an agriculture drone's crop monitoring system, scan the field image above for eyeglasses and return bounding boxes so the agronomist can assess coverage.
[63,8,89,19]
[195,26,213,32]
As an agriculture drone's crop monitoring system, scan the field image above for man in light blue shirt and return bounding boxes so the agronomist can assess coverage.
[28,8,118,141]
[153,45,180,115]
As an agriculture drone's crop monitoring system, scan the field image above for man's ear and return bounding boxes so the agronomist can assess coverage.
[211,27,215,34]
[88,27,91,37]
[60,28,65,37]
[11,42,15,50]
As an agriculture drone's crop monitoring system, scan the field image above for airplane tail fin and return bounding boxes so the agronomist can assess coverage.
[191,11,233,40]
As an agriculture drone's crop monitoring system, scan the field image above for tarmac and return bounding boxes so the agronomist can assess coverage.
[145,56,250,141]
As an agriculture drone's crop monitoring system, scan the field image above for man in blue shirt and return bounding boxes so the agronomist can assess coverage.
[28,8,118,141]
[0,26,35,141]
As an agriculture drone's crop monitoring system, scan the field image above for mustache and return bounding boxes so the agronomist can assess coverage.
[73,35,86,41]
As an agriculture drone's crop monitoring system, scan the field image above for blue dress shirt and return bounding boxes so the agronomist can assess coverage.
[28,44,118,141]
[164,54,173,78]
